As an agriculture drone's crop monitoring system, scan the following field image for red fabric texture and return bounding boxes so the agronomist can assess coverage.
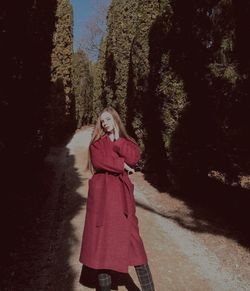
[79,134,148,273]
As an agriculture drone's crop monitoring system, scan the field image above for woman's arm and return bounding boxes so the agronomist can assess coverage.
[113,139,141,167]
[90,142,125,173]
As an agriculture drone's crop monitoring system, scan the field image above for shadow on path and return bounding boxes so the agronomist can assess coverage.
[136,176,250,250]
[3,137,87,290]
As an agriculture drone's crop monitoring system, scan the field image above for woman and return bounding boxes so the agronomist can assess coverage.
[79,107,155,291]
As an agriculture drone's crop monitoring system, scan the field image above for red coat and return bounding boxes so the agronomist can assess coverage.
[79,134,148,273]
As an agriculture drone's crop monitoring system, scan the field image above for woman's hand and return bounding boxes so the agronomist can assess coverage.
[124,162,135,175]
[114,124,120,141]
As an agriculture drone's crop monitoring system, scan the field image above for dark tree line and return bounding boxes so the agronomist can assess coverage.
[0,0,74,286]
[89,0,250,191]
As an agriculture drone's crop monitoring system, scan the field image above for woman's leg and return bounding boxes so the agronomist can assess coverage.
[97,272,111,291]
[135,263,155,291]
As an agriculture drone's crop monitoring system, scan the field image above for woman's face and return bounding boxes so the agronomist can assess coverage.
[100,111,115,133]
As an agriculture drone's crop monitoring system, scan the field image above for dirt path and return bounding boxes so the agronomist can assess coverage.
[12,126,250,291]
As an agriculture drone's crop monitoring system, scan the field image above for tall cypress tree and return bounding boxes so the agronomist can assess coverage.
[49,0,75,143]
[91,36,108,122]
[72,49,93,127]
[103,0,140,124]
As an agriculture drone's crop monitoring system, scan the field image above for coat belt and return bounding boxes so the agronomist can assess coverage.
[94,170,132,227]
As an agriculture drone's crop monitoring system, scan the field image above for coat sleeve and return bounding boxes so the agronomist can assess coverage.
[113,139,141,167]
[90,142,125,173]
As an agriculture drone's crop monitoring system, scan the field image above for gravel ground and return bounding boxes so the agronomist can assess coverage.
[7,126,250,291]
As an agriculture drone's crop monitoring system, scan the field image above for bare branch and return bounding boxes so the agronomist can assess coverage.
[79,0,110,61]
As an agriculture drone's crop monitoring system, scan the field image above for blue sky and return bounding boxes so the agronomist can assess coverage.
[70,0,111,52]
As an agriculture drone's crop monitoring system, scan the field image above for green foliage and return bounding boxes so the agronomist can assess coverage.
[104,0,187,185]
[103,0,141,123]
[49,0,75,143]
[91,37,108,122]
[72,49,93,127]
[101,0,250,189]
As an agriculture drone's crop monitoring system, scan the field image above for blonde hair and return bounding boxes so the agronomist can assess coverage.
[88,106,136,173]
